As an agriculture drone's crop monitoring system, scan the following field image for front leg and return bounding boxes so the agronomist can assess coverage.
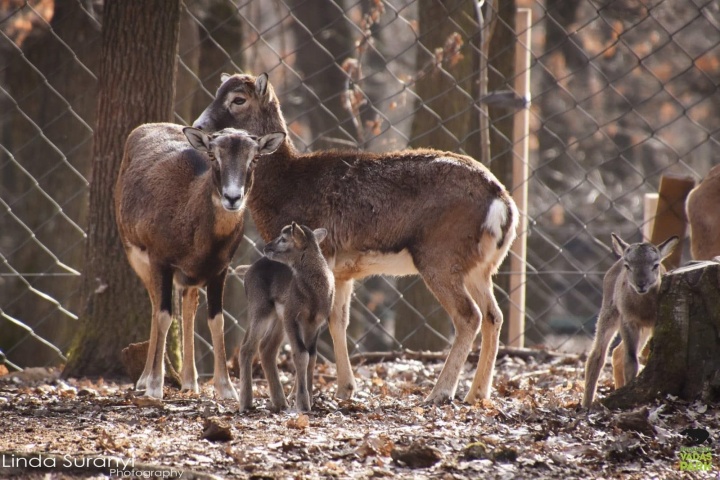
[329,280,355,399]
[619,320,641,384]
[206,271,239,401]
[145,265,174,399]
[306,329,321,408]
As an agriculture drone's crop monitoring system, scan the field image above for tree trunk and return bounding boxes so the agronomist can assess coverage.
[185,0,244,123]
[395,0,483,351]
[63,0,182,378]
[287,0,355,149]
[602,261,720,409]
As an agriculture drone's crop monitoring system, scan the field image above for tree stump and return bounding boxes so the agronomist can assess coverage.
[603,261,720,409]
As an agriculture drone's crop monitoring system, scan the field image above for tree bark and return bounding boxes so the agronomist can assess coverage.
[63,0,182,378]
[287,0,355,148]
[602,261,720,409]
[185,0,244,123]
[395,0,483,351]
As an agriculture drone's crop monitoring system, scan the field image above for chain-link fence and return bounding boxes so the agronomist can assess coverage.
[1,0,718,375]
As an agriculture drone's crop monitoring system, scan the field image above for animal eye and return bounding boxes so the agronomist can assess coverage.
[207,152,216,161]
[623,264,630,270]
[232,97,246,106]
[653,264,659,270]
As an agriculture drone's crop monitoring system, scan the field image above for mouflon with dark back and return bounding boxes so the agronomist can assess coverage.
[115,123,284,399]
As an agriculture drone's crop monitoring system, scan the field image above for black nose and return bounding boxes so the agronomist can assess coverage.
[223,193,242,206]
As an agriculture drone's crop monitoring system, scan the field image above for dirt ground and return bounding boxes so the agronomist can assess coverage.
[0,350,717,479]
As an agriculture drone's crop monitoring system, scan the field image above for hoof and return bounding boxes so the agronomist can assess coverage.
[334,381,356,400]
[269,401,289,413]
[463,389,488,404]
[144,386,164,399]
[135,376,148,391]
[424,390,453,405]
[216,385,239,401]
[181,381,200,394]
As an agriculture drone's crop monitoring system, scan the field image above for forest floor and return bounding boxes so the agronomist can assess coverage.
[0,350,717,479]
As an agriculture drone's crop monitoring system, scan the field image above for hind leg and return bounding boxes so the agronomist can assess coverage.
[610,326,651,389]
[416,264,482,404]
[583,307,620,407]
[259,319,288,411]
[238,306,276,411]
[464,265,503,403]
[611,341,626,389]
[180,287,200,392]
[306,329,321,407]
[284,311,312,412]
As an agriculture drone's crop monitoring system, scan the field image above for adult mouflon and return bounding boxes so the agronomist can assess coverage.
[194,73,518,404]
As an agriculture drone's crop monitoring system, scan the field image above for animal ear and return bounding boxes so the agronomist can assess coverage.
[658,235,679,259]
[183,127,211,152]
[610,233,629,258]
[258,132,285,155]
[255,73,269,97]
[313,228,328,244]
[291,222,307,243]
[220,73,232,84]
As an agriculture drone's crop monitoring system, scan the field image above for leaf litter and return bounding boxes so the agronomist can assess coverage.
[0,352,717,478]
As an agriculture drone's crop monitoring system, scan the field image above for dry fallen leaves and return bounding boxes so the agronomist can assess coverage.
[286,414,310,430]
[0,355,715,478]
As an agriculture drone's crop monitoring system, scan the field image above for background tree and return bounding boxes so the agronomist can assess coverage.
[395,0,486,351]
[63,0,182,377]
[287,0,355,149]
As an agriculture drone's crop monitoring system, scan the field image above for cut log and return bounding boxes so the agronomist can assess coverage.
[603,261,720,409]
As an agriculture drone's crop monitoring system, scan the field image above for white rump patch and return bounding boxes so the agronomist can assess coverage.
[484,199,508,240]
[127,245,151,281]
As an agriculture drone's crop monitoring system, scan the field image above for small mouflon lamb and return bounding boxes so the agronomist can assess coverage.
[583,234,678,407]
[236,222,334,412]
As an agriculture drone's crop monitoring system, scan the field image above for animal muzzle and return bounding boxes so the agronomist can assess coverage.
[263,244,276,259]
[221,186,244,211]
[192,111,212,131]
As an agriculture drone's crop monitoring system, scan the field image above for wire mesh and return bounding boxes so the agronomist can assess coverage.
[1,0,718,374]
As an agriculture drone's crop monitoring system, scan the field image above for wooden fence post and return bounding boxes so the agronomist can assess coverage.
[507,8,531,348]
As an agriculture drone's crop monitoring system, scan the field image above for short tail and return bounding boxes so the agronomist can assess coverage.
[482,196,518,273]
[485,197,518,250]
[231,265,251,279]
